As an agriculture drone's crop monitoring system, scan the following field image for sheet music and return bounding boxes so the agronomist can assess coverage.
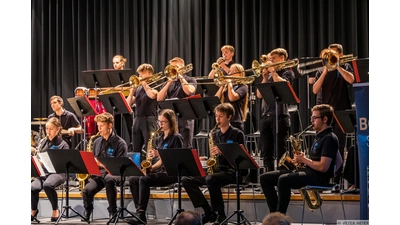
[37,152,56,173]
[32,156,46,177]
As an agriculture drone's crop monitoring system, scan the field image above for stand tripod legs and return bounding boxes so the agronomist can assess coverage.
[221,210,252,225]
[107,208,138,225]
[55,206,89,224]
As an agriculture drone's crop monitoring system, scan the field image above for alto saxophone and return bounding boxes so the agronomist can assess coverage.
[77,131,100,191]
[206,123,219,174]
[278,124,314,171]
[141,128,162,175]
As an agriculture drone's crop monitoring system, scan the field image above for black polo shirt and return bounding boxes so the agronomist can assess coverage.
[48,109,81,146]
[133,86,158,117]
[166,75,197,98]
[222,84,248,123]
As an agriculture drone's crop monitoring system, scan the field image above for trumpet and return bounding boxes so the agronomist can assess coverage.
[297,49,358,75]
[250,58,299,76]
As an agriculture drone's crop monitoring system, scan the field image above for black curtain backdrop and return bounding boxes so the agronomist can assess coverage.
[31,0,369,140]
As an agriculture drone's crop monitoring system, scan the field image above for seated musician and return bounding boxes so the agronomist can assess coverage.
[125,109,184,225]
[181,103,247,225]
[47,95,82,148]
[259,104,343,214]
[81,112,128,222]
[31,117,69,222]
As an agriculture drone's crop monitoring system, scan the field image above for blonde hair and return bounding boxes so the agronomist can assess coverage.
[221,45,235,53]
[270,48,288,60]
[169,57,185,66]
[94,112,114,125]
[137,63,154,74]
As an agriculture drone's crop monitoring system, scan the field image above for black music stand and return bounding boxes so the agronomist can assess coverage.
[158,99,197,120]
[158,148,206,225]
[255,82,300,171]
[98,92,133,134]
[196,80,220,97]
[334,109,359,192]
[67,95,98,150]
[44,149,101,224]
[105,69,134,87]
[96,157,145,225]
[217,143,259,225]
[81,70,112,88]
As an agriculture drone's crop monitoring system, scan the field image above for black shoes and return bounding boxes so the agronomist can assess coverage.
[213,214,227,225]
[202,212,217,224]
[31,209,39,221]
[50,209,60,222]
[81,209,92,222]
[124,211,147,224]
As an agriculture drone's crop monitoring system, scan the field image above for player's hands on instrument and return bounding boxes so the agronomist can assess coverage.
[293,152,305,164]
[67,128,75,136]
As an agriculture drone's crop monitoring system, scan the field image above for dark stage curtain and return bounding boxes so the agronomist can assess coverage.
[31,0,369,142]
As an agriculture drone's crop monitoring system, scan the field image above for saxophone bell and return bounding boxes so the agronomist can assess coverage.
[141,128,162,175]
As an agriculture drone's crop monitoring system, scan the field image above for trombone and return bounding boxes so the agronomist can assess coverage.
[100,72,163,94]
[297,49,358,75]
[151,63,194,89]
[249,58,299,76]
[186,74,255,87]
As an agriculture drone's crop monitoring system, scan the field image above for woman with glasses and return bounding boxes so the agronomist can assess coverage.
[125,109,184,225]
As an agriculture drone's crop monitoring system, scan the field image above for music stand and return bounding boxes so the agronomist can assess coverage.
[158,99,197,120]
[96,157,145,225]
[158,148,206,225]
[255,82,300,170]
[98,92,133,136]
[105,69,134,87]
[44,149,101,224]
[81,70,112,88]
[67,95,98,150]
[217,143,259,225]
[196,80,220,97]
[334,109,359,192]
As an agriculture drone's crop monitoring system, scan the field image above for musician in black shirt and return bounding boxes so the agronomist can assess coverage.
[81,112,128,222]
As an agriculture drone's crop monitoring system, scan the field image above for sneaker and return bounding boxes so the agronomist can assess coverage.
[202,212,217,224]
[124,211,147,225]
[213,214,227,225]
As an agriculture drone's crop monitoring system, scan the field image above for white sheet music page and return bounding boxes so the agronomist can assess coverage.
[32,156,46,177]
[37,152,56,173]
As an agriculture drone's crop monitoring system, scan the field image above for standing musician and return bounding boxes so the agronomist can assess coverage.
[126,63,159,161]
[157,57,197,148]
[48,95,82,148]
[215,63,249,131]
[31,117,69,222]
[208,45,235,78]
[181,103,246,225]
[81,112,128,222]
[256,48,295,172]
[259,104,343,214]
[312,43,354,185]
[125,109,184,225]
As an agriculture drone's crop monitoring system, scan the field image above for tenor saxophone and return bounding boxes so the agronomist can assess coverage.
[206,123,219,174]
[77,131,100,191]
[141,128,162,175]
[278,124,314,170]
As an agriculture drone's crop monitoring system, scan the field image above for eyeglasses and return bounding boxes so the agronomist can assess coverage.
[157,120,169,124]
[310,116,323,121]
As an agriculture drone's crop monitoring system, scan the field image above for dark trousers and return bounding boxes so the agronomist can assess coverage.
[259,115,290,171]
[132,116,158,159]
[259,168,323,214]
[31,173,67,210]
[182,169,237,213]
[82,174,121,213]
[128,172,177,211]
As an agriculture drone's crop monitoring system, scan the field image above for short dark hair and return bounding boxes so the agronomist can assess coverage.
[214,102,235,120]
[175,211,202,225]
[311,104,334,125]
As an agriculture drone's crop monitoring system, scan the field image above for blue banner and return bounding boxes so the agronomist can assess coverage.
[353,83,369,220]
